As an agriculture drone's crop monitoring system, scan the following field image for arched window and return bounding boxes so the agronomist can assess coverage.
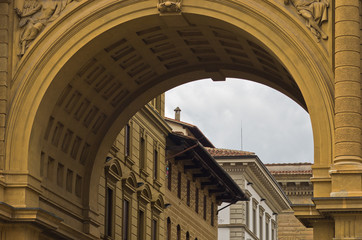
[177,225,181,240]
[186,231,190,240]
[167,218,171,240]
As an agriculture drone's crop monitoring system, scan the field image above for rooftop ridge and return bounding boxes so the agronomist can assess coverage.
[206,147,255,156]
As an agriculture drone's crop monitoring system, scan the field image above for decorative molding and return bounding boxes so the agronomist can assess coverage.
[284,0,329,42]
[157,0,182,14]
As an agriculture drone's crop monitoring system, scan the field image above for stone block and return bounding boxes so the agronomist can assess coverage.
[0,15,7,29]
[0,58,7,71]
[0,29,7,42]
[0,3,8,15]
[0,43,7,57]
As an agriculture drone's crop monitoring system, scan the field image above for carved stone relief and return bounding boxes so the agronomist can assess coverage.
[157,0,182,14]
[15,0,79,56]
[284,0,329,41]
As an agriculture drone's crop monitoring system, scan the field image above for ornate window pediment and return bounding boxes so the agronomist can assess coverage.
[105,157,122,183]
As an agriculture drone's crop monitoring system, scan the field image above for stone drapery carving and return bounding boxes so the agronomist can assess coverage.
[284,0,329,41]
[15,0,78,56]
[157,0,182,14]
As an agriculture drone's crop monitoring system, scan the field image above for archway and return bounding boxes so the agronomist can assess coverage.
[6,0,333,237]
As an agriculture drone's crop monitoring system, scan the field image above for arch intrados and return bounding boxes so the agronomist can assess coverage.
[7,0,333,212]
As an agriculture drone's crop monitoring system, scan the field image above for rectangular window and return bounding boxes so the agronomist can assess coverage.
[125,124,131,157]
[167,162,172,190]
[195,188,199,213]
[152,219,158,240]
[246,201,250,228]
[66,169,73,192]
[253,207,257,233]
[105,187,114,237]
[211,202,214,226]
[153,149,158,179]
[122,199,130,240]
[203,195,207,220]
[138,210,145,240]
[186,180,190,206]
[260,214,263,240]
[266,221,269,240]
[139,137,145,169]
[75,174,82,197]
[177,172,181,198]
[271,222,276,240]
[47,156,55,181]
[57,163,64,187]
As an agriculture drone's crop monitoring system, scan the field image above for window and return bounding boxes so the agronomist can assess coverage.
[153,148,158,179]
[138,210,145,240]
[195,188,199,213]
[186,180,191,206]
[122,199,130,240]
[271,221,276,240]
[105,187,114,237]
[252,200,257,233]
[167,161,172,190]
[139,135,146,170]
[125,124,131,157]
[167,218,171,240]
[260,214,263,239]
[177,225,181,240]
[177,172,181,198]
[266,220,269,240]
[203,195,207,220]
[152,219,158,240]
[186,231,190,240]
[259,207,264,240]
[246,201,250,227]
[211,202,214,226]
[57,163,64,187]
[66,169,73,192]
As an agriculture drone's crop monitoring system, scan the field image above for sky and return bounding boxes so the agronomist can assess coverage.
[164,78,313,164]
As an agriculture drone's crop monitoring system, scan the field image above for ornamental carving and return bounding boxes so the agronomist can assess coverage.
[284,0,329,41]
[157,0,182,14]
[15,0,79,56]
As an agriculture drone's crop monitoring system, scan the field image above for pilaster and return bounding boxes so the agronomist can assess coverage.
[331,0,362,196]
[0,0,9,171]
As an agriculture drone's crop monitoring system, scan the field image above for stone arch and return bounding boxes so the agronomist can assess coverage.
[6,0,333,236]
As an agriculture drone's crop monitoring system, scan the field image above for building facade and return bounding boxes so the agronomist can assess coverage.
[207,149,290,240]
[164,115,247,240]
[98,98,170,240]
[266,163,313,240]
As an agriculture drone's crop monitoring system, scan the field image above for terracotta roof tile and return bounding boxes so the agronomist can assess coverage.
[206,147,255,157]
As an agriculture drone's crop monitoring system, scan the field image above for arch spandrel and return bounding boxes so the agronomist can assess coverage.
[6,0,334,230]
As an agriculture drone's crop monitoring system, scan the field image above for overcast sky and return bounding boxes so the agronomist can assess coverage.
[164,78,313,164]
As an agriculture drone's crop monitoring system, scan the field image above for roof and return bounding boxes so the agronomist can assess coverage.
[164,117,215,148]
[167,133,248,203]
[207,147,291,212]
[206,147,255,157]
[265,162,312,175]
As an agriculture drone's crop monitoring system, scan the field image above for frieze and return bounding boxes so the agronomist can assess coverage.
[284,0,329,42]
[15,0,79,56]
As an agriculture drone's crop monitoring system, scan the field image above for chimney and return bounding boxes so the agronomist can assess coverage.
[174,107,181,121]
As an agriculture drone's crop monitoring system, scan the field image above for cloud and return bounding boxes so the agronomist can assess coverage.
[165,78,313,164]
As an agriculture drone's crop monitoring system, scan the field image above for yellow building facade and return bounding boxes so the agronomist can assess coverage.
[0,0,362,239]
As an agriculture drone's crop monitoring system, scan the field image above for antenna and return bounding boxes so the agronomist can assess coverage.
[241,120,243,151]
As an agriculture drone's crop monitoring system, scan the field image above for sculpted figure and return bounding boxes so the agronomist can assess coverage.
[284,0,329,41]
[16,0,77,56]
